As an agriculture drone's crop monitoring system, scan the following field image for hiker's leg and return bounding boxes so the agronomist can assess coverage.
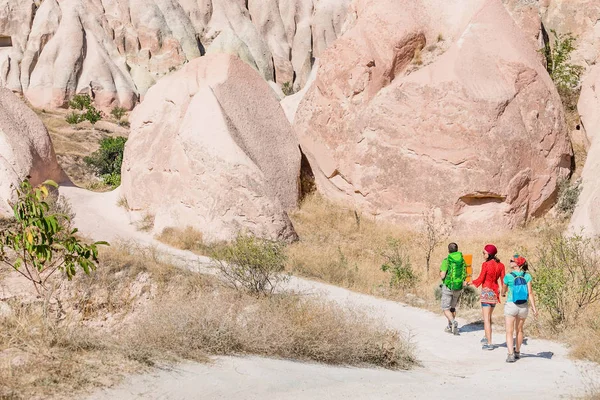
[505,316,516,354]
[441,287,454,325]
[515,316,526,353]
[482,305,492,343]
[443,309,454,324]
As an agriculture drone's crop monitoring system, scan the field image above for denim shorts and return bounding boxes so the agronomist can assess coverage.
[481,303,496,308]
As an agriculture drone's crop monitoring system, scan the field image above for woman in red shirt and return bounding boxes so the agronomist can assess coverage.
[469,244,505,350]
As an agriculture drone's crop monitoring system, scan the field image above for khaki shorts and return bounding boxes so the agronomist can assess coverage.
[441,286,462,311]
[504,302,529,319]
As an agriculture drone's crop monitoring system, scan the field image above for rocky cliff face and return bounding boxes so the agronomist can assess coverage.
[0,0,350,110]
[293,0,572,231]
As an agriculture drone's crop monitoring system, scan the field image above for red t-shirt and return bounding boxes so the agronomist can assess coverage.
[472,260,506,300]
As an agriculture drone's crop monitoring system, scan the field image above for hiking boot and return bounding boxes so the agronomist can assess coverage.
[506,353,516,363]
[444,325,452,334]
[514,351,521,360]
[452,320,459,335]
[482,344,494,351]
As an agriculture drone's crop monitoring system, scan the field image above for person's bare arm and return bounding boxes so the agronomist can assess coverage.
[501,283,508,297]
[440,270,447,280]
[527,281,538,317]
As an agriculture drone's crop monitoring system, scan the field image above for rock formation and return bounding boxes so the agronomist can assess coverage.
[120,54,301,243]
[0,88,68,216]
[293,0,572,231]
[0,0,351,110]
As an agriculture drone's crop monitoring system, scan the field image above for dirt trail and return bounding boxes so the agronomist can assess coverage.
[60,186,600,400]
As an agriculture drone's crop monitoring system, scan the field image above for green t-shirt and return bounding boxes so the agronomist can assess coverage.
[503,271,532,303]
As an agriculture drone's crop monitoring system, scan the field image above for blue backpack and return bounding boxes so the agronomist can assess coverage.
[511,272,529,304]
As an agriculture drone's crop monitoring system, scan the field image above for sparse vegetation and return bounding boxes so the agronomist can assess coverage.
[543,30,585,115]
[412,47,423,65]
[66,94,103,126]
[544,30,584,95]
[157,226,206,254]
[437,33,444,42]
[135,212,155,232]
[0,245,416,398]
[212,234,288,295]
[534,232,600,327]
[556,178,582,218]
[282,81,295,96]
[117,195,130,210]
[111,106,127,121]
[417,209,451,274]
[380,238,417,289]
[0,180,107,293]
[84,136,127,187]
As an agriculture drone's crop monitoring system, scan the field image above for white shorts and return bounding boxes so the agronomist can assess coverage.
[504,302,529,319]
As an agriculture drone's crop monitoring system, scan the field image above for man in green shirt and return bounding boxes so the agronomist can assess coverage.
[440,242,467,335]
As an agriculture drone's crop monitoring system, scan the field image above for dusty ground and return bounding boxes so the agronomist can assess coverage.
[56,186,600,400]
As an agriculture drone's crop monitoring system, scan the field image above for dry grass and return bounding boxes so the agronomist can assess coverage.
[287,194,550,302]
[0,244,416,398]
[156,226,206,254]
[134,212,155,232]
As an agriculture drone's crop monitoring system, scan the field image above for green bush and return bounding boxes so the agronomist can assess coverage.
[111,106,127,121]
[380,238,417,290]
[212,234,288,295]
[557,178,582,218]
[82,107,102,125]
[84,136,127,187]
[66,112,81,125]
[66,93,102,125]
[534,233,600,327]
[69,94,92,110]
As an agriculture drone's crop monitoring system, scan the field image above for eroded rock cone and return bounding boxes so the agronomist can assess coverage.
[121,53,301,243]
[0,0,352,110]
[293,0,572,231]
[0,88,68,215]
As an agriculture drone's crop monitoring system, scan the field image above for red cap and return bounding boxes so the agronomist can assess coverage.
[484,244,498,257]
[513,255,527,267]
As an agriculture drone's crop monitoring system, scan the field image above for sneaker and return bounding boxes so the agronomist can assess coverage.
[452,320,459,335]
[482,344,494,351]
[515,351,521,360]
[444,325,452,334]
[481,337,488,344]
[506,353,516,363]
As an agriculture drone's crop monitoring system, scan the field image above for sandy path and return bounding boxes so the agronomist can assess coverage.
[60,186,600,399]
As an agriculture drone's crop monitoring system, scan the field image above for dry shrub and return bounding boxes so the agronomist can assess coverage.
[1,244,416,398]
[129,291,416,370]
[156,226,206,254]
[0,302,139,400]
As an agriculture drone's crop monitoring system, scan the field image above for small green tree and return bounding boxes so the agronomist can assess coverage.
[416,209,451,274]
[534,232,600,327]
[0,180,108,293]
[380,238,417,289]
[84,136,127,187]
[544,30,585,103]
